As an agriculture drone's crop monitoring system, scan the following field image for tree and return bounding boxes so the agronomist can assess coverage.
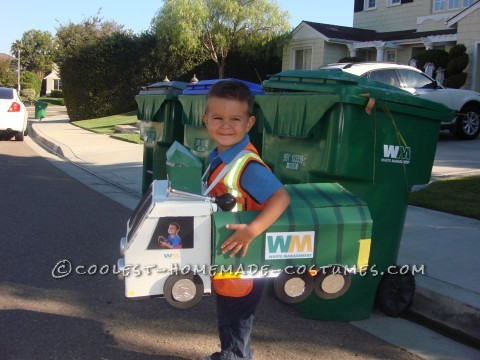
[0,60,16,87]
[55,12,126,65]
[12,30,55,80]
[152,0,291,78]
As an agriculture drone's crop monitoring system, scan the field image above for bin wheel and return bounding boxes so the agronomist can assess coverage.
[274,269,314,304]
[376,268,415,317]
[314,265,351,300]
[163,273,204,309]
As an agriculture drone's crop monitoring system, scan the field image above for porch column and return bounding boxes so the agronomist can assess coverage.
[347,44,357,57]
[375,41,386,62]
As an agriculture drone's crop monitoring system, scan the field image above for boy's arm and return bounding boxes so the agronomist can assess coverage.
[220,187,290,257]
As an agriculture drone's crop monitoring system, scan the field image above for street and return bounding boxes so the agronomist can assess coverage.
[0,140,423,360]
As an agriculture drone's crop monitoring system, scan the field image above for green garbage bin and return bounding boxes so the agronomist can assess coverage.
[255,70,453,321]
[34,101,48,119]
[178,79,265,171]
[136,81,188,193]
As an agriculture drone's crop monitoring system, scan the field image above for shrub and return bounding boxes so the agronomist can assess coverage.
[414,49,449,71]
[21,88,36,99]
[50,90,63,98]
[444,44,469,89]
[338,56,364,63]
[20,71,41,96]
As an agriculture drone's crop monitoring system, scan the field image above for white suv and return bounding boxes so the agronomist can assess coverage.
[319,63,480,140]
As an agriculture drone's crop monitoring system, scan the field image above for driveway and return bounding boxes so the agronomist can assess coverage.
[431,132,480,180]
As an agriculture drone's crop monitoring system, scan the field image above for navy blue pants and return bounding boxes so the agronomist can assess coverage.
[216,279,265,360]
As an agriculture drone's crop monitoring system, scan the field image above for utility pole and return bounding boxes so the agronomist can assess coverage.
[17,44,21,93]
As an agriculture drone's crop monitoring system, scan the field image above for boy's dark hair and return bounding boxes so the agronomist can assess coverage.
[206,80,254,116]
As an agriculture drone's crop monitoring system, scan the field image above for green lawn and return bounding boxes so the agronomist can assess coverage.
[71,111,143,144]
[408,175,480,220]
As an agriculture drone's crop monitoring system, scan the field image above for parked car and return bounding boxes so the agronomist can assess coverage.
[0,87,28,141]
[318,62,480,140]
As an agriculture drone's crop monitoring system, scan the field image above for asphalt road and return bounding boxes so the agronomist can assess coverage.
[0,140,421,359]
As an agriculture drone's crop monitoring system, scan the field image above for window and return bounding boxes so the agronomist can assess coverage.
[389,0,401,5]
[365,0,376,10]
[449,0,460,9]
[54,79,62,91]
[463,0,474,7]
[369,70,401,87]
[398,69,436,89]
[294,48,312,70]
[386,50,397,62]
[434,0,445,11]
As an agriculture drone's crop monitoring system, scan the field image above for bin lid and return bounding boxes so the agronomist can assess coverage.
[139,81,189,95]
[166,141,203,167]
[255,93,340,137]
[182,78,264,95]
[135,94,180,121]
[178,95,207,127]
[261,70,453,128]
[264,70,451,111]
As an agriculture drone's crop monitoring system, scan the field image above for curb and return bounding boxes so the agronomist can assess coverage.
[409,277,480,344]
[27,121,65,157]
[27,120,142,198]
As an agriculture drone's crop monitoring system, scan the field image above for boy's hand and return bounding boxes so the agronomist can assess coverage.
[221,224,257,257]
[220,188,290,257]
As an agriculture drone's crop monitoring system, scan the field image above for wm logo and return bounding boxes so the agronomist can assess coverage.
[265,231,314,260]
[383,145,411,160]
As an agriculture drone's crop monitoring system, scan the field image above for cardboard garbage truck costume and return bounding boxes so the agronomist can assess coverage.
[118,142,373,310]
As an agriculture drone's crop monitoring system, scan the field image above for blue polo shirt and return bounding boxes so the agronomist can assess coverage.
[208,135,282,204]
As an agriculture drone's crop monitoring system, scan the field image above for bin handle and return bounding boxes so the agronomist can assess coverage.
[359,93,376,115]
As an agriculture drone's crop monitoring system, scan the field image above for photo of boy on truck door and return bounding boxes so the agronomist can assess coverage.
[159,222,182,249]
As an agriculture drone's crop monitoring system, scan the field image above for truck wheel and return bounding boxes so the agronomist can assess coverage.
[163,273,204,309]
[314,265,351,300]
[274,269,314,304]
[377,269,415,317]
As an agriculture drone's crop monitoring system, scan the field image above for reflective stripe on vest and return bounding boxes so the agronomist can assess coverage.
[223,151,264,212]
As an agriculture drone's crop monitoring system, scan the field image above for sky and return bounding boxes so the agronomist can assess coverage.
[1,0,354,55]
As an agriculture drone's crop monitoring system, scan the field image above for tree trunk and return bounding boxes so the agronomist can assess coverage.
[217,62,225,79]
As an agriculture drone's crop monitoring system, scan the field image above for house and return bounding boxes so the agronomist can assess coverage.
[282,0,480,91]
[42,64,62,96]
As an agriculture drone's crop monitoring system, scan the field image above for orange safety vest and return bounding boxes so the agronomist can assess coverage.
[210,142,267,297]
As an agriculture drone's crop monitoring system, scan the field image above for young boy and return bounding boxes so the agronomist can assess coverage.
[202,80,290,360]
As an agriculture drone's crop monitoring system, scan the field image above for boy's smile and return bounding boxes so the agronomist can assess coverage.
[203,97,255,153]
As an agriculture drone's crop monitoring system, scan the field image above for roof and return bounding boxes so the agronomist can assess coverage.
[0,53,15,62]
[447,0,480,26]
[302,21,457,43]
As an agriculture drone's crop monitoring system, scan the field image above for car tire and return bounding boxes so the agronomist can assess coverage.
[163,273,204,309]
[15,131,24,141]
[454,104,480,140]
[376,268,415,317]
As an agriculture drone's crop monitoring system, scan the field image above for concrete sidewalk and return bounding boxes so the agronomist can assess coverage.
[26,109,480,346]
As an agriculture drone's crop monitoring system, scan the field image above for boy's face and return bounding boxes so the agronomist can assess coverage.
[202,97,255,153]
[168,224,178,235]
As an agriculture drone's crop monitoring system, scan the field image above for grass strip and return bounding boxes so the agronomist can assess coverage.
[72,111,138,134]
[409,175,480,220]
